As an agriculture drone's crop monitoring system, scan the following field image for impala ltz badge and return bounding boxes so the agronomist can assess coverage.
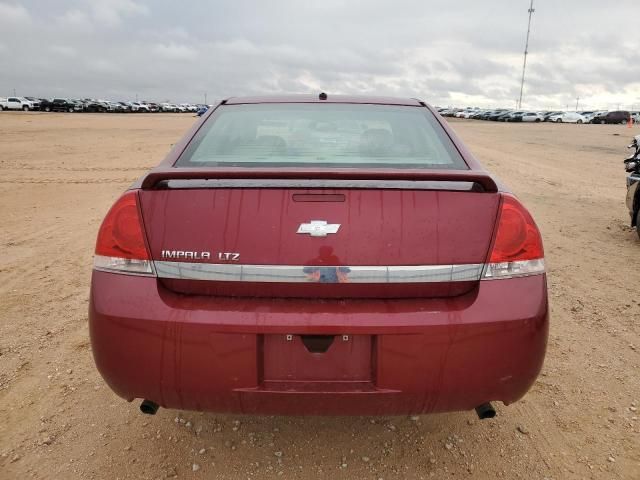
[160,250,240,261]
[161,250,211,260]
[297,220,341,237]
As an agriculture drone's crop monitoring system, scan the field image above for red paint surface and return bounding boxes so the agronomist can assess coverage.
[90,97,548,415]
[138,188,500,298]
[89,271,548,415]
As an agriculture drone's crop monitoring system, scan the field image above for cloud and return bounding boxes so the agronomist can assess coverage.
[55,9,91,31]
[0,0,638,109]
[49,45,77,57]
[152,43,198,61]
[87,58,121,74]
[90,0,148,27]
[0,2,31,25]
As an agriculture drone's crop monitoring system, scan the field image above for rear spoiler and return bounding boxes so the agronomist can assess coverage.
[139,168,499,192]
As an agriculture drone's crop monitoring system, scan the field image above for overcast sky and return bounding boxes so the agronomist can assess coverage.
[1,0,638,110]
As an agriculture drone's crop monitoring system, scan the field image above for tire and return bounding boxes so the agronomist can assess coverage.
[535,118,541,122]
[621,120,628,125]
[68,107,74,113]
[556,118,563,123]
[600,120,605,124]
[44,106,51,112]
[22,105,29,111]
[577,119,583,124]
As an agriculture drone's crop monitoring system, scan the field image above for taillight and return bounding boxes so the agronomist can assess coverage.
[482,194,545,279]
[93,191,154,275]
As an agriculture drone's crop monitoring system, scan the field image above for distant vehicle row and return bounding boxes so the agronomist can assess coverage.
[0,96,209,113]
[437,107,636,124]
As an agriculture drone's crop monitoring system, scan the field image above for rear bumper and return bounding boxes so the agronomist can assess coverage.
[89,271,548,415]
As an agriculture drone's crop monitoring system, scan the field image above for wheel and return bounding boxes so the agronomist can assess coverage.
[600,120,605,124]
[535,118,541,122]
[577,119,583,124]
[22,105,29,111]
[556,118,563,123]
[621,119,628,125]
[68,107,74,113]
[44,106,51,112]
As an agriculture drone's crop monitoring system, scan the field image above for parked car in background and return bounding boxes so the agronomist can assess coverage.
[40,98,77,112]
[591,111,630,124]
[581,111,605,123]
[500,111,525,122]
[542,111,563,122]
[159,102,177,112]
[180,103,197,113]
[469,110,488,120]
[70,100,85,111]
[84,100,109,113]
[24,97,42,110]
[548,112,586,123]
[0,96,35,111]
[454,108,478,119]
[520,112,544,122]
[117,102,133,112]
[133,102,149,112]
[624,135,640,237]
[144,102,160,112]
[486,110,510,121]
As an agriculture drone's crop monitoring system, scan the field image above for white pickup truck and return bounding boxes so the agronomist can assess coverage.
[0,97,34,111]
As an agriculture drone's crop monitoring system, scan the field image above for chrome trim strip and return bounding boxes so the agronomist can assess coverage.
[153,261,484,283]
[156,179,483,192]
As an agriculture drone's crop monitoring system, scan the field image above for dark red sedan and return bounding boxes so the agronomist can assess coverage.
[89,95,548,418]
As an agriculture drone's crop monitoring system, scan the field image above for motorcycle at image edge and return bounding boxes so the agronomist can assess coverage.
[624,134,640,238]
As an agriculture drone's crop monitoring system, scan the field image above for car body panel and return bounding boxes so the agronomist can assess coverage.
[591,110,630,124]
[1,97,32,110]
[90,270,548,415]
[626,173,640,225]
[89,95,547,415]
[548,112,586,123]
[138,187,500,298]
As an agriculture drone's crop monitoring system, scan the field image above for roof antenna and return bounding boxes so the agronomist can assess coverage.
[318,92,328,100]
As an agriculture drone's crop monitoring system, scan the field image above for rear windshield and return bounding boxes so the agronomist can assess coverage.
[177,103,466,169]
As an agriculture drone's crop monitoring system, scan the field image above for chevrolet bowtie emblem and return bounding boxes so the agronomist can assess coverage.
[297,220,341,237]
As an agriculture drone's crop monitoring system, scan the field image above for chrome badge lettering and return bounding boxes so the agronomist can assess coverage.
[217,252,240,261]
[297,220,341,237]
[161,250,211,260]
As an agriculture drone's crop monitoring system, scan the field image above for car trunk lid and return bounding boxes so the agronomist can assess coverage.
[138,171,499,298]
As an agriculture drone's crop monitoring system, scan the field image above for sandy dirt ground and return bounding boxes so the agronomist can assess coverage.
[0,112,638,479]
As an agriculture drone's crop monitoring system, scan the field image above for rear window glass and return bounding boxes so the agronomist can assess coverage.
[177,103,466,169]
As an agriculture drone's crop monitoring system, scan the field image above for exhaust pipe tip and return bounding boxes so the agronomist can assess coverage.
[475,402,496,420]
[140,399,159,415]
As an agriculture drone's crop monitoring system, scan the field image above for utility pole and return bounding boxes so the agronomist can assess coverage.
[575,97,579,111]
[518,0,535,109]
[204,92,207,105]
